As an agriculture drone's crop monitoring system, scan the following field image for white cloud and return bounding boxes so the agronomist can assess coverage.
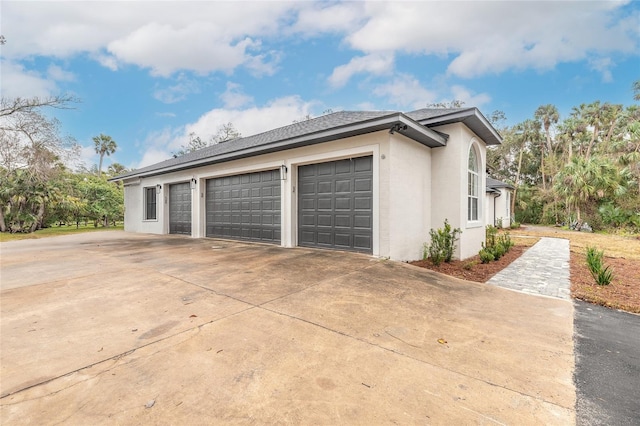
[137,147,175,169]
[135,95,315,169]
[153,74,200,104]
[3,1,635,83]
[0,59,57,98]
[220,82,254,109]
[47,64,75,82]
[344,1,638,79]
[373,74,437,109]
[2,2,295,76]
[186,95,315,141]
[328,53,394,88]
[449,85,491,108]
[588,57,614,83]
[290,2,365,36]
[135,127,185,168]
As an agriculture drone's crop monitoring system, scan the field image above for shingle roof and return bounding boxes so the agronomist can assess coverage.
[113,108,501,181]
[486,176,514,190]
[408,107,502,147]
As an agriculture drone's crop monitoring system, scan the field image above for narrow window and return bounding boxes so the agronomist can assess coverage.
[467,147,479,222]
[145,187,157,220]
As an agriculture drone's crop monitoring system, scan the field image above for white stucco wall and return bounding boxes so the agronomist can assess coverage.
[123,122,488,261]
[485,192,496,227]
[429,124,487,260]
[124,131,390,256]
[386,133,432,261]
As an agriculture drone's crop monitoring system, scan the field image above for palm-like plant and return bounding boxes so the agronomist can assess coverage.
[555,156,626,222]
[93,134,117,177]
[534,104,559,190]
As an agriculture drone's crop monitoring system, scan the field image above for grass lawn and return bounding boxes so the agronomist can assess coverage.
[0,224,124,243]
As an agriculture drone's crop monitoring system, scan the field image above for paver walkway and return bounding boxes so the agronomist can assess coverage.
[487,237,571,299]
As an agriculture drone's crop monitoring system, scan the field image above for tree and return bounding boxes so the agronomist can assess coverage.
[554,156,626,222]
[107,163,128,177]
[173,123,241,157]
[0,96,80,232]
[633,80,640,101]
[534,104,559,190]
[426,100,466,108]
[0,95,78,119]
[93,134,117,177]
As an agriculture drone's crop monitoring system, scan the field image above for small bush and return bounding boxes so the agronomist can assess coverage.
[463,260,477,270]
[594,265,614,286]
[493,242,506,259]
[485,225,497,248]
[479,245,494,264]
[510,222,521,229]
[585,246,614,286]
[426,219,462,266]
[497,233,514,251]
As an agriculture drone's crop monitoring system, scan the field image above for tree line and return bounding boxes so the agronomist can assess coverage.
[0,96,125,233]
[487,81,639,232]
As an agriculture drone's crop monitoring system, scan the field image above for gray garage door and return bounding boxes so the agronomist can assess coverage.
[169,182,192,235]
[298,156,373,253]
[206,170,281,243]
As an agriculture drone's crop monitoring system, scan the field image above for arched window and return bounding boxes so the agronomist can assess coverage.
[468,146,479,222]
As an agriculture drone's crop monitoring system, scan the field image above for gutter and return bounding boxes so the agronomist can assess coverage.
[111,112,447,181]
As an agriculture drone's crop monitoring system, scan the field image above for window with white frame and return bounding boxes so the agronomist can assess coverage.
[467,146,479,222]
[144,187,157,220]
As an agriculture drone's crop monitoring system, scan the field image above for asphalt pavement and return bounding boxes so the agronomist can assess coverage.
[574,300,640,425]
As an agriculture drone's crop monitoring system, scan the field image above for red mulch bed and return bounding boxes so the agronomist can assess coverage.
[570,254,640,314]
[409,245,529,283]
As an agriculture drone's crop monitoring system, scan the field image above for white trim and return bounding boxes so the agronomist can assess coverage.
[467,140,482,225]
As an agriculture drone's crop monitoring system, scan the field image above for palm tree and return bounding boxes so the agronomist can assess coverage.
[107,163,128,177]
[534,104,559,190]
[555,156,625,222]
[93,134,117,177]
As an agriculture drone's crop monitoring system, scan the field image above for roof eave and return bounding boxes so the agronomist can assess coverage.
[112,113,446,181]
[416,108,503,146]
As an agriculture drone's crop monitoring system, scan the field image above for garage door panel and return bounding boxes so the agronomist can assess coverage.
[169,182,192,235]
[317,198,332,210]
[206,169,281,243]
[298,156,372,253]
[335,160,351,174]
[354,156,372,172]
[317,181,332,194]
[354,235,371,250]
[354,178,372,192]
[335,180,351,193]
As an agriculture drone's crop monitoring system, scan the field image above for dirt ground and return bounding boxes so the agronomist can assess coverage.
[411,226,640,313]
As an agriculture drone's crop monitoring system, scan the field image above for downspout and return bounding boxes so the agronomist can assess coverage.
[493,191,501,227]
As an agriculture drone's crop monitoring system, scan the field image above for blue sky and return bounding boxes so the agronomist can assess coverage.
[2,1,638,171]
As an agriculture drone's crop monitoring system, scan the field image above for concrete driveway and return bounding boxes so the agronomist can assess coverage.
[1,232,575,424]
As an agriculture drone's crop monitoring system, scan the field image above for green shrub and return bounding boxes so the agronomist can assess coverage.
[594,265,614,286]
[497,233,514,252]
[586,246,603,275]
[479,244,494,264]
[485,225,497,248]
[427,219,462,266]
[585,246,614,286]
[463,261,477,270]
[510,221,521,229]
[492,243,506,259]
